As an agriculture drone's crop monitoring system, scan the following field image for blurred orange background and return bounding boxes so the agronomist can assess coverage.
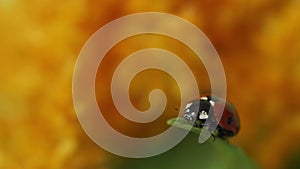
[1,0,300,169]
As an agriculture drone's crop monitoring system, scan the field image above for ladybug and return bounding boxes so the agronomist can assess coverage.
[184,95,240,138]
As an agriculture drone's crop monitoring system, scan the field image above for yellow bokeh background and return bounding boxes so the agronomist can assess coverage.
[1,0,300,169]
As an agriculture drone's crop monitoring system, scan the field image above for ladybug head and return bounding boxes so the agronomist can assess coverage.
[184,97,214,126]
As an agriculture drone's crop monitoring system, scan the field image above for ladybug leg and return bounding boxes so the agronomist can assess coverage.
[211,131,219,141]
[213,131,229,142]
[191,119,202,128]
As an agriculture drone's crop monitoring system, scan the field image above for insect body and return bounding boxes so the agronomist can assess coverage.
[184,95,240,138]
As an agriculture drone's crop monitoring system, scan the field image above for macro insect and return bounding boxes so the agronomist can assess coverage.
[184,95,240,138]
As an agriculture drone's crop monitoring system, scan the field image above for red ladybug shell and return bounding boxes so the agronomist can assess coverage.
[213,100,240,136]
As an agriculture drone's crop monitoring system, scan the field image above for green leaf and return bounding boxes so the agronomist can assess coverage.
[167,117,205,135]
[108,118,259,169]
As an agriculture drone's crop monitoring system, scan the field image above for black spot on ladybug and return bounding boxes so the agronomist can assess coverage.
[227,117,233,125]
